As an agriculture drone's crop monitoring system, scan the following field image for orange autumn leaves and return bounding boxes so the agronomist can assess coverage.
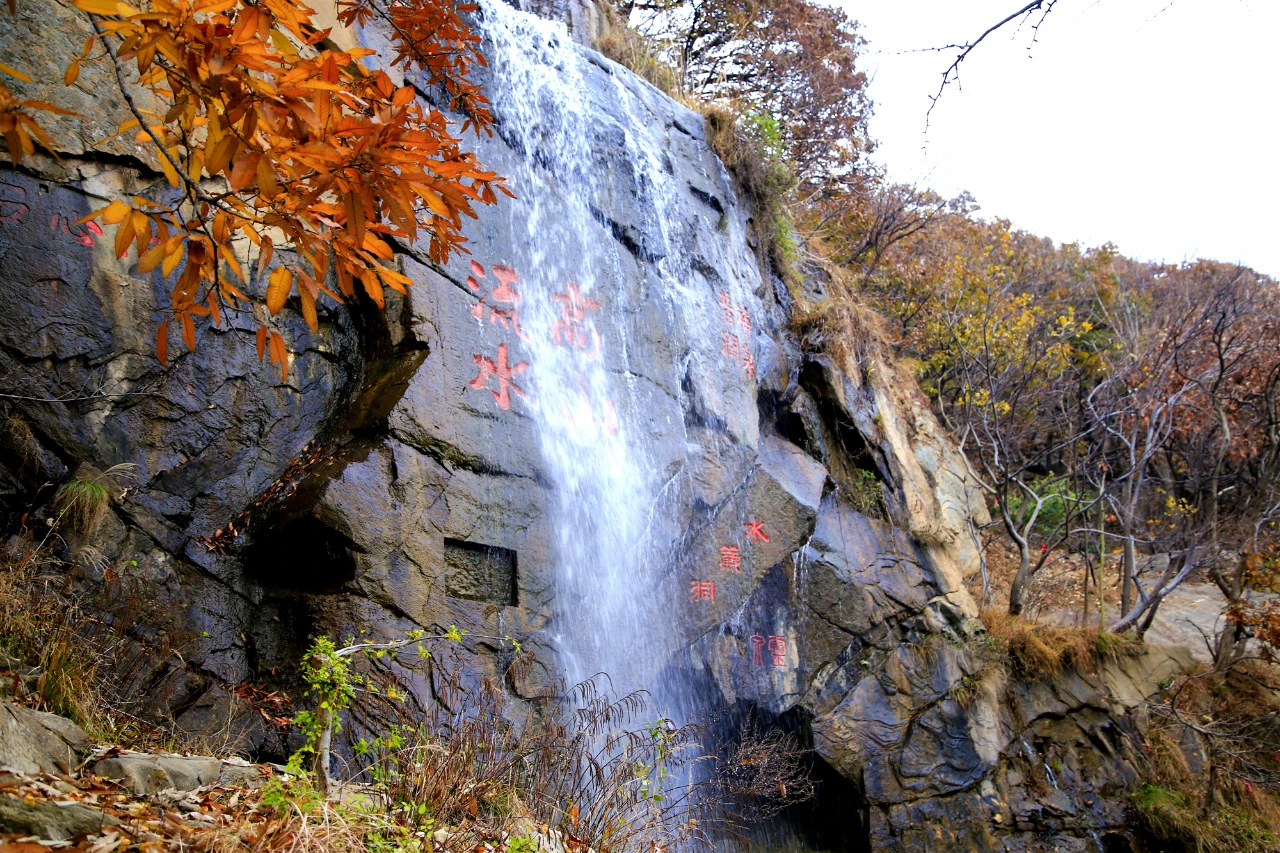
[6,0,510,380]
[0,60,78,164]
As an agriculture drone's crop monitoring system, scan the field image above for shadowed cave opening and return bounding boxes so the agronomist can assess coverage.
[661,652,870,852]
[749,704,870,853]
[241,516,360,594]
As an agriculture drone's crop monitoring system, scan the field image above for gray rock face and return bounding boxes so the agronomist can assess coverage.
[0,701,90,776]
[862,646,1195,853]
[0,1,1175,850]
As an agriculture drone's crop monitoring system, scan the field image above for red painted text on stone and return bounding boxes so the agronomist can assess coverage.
[468,343,528,411]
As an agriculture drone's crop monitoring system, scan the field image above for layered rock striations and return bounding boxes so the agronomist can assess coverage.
[0,1,1189,849]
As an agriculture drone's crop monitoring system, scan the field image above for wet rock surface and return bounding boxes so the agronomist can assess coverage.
[0,1,1196,850]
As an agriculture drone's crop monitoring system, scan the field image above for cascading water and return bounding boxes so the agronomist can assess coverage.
[470,0,760,709]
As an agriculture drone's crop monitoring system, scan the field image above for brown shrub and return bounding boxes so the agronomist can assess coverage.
[787,251,892,366]
[1134,665,1280,852]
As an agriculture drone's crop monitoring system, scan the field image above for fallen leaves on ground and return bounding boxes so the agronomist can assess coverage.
[0,763,273,852]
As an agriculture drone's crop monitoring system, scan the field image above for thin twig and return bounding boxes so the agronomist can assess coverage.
[924,1,1058,128]
[0,389,158,403]
[90,18,220,208]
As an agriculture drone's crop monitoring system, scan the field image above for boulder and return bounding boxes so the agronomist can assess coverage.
[0,794,117,841]
[91,754,223,796]
[0,701,90,776]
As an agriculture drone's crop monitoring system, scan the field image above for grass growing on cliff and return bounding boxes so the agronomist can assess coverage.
[1133,725,1280,852]
[50,480,110,538]
[0,533,177,749]
[595,27,679,95]
[1131,780,1280,853]
[701,105,799,277]
[49,464,137,538]
[978,607,1140,679]
[786,241,894,367]
[0,540,103,725]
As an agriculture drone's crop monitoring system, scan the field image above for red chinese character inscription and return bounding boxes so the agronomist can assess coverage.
[717,292,754,377]
[468,262,528,339]
[491,266,519,302]
[468,343,528,411]
[721,331,739,360]
[767,635,786,667]
[749,633,766,665]
[719,291,734,324]
[689,580,715,602]
[743,518,769,543]
[467,259,484,290]
[552,282,602,357]
[49,213,101,247]
[718,545,742,572]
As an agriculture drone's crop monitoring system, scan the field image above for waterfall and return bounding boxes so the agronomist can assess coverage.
[471,0,746,704]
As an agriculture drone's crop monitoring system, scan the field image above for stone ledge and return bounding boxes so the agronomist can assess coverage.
[90,753,269,795]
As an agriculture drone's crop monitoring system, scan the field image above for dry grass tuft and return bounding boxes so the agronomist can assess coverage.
[0,533,176,748]
[594,27,679,95]
[49,463,138,537]
[979,607,1139,679]
[50,479,110,537]
[0,541,102,725]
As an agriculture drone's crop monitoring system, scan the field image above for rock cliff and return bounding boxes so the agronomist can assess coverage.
[0,1,1190,850]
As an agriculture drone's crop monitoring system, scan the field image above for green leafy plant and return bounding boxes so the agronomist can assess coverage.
[289,635,361,787]
[507,836,537,853]
[259,774,326,819]
[291,625,520,795]
[1001,479,1091,539]
[846,467,883,518]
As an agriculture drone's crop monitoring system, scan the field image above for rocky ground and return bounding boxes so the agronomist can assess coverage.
[0,699,278,849]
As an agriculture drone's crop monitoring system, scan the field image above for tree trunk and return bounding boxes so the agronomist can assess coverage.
[1111,546,1196,634]
[1081,555,1091,627]
[1212,554,1248,671]
[313,705,333,796]
[1121,531,1137,617]
[1214,622,1243,671]
[1008,540,1032,616]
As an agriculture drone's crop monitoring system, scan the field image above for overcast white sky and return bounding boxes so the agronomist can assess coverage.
[836,0,1279,276]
